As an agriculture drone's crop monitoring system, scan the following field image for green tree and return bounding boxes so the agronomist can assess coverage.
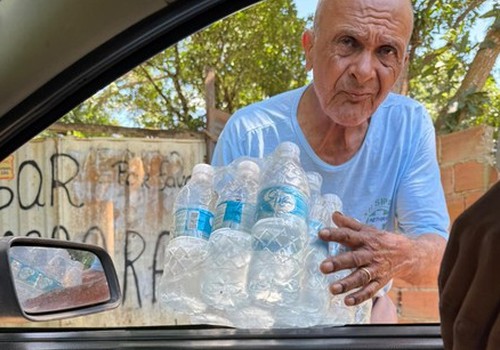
[402,0,500,134]
[63,0,310,133]
[434,8,500,132]
[61,0,499,136]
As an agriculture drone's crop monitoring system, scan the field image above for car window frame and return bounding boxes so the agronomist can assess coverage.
[0,0,261,163]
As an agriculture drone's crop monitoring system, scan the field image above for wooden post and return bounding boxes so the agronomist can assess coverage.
[205,67,230,163]
[205,67,216,162]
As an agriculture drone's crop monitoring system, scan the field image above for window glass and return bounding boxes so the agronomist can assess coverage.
[1,0,498,328]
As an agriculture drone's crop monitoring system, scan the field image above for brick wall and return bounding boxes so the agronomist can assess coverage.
[389,125,499,323]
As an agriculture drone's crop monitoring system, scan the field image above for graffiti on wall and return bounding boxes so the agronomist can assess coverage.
[0,138,205,321]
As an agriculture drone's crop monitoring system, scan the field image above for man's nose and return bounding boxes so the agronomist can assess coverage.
[349,51,377,84]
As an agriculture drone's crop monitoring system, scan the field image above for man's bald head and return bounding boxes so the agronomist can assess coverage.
[313,0,414,45]
[301,0,414,128]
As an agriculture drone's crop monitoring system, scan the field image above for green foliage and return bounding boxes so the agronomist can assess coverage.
[70,0,310,132]
[184,0,310,114]
[461,78,500,129]
[63,0,498,135]
[45,86,120,138]
[408,0,499,132]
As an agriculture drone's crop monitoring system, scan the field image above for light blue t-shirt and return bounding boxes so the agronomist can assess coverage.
[212,86,449,239]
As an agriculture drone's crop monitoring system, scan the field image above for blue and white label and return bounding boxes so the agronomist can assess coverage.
[256,185,308,220]
[214,200,255,231]
[174,208,214,240]
[10,257,62,293]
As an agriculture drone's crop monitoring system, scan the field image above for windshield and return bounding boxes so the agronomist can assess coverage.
[1,0,499,328]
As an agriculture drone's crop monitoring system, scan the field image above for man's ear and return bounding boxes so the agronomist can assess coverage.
[302,29,314,71]
[403,50,410,67]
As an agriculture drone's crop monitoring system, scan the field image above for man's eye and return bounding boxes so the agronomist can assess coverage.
[339,37,356,47]
[336,37,358,55]
[379,46,397,56]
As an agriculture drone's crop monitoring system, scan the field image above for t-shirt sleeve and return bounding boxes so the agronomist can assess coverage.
[395,113,450,240]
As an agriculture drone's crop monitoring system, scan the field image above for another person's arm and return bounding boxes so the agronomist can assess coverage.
[438,181,500,350]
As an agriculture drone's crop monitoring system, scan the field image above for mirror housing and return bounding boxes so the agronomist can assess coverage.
[0,236,121,322]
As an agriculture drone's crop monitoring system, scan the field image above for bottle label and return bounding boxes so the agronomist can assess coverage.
[256,185,308,220]
[174,208,214,240]
[214,201,256,231]
[10,257,62,295]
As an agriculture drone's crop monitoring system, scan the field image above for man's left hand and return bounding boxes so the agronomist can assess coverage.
[318,211,416,306]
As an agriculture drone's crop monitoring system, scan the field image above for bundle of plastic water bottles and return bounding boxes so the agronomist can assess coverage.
[159,141,371,328]
[10,246,84,301]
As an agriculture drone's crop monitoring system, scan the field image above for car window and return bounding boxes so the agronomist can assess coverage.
[1,0,499,329]
[0,0,309,328]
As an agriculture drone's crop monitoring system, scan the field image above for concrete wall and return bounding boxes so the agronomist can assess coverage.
[0,137,205,326]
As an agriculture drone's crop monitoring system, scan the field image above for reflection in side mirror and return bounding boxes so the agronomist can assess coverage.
[0,237,121,322]
[10,246,111,314]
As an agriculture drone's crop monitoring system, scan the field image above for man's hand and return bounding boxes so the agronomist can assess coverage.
[319,212,446,306]
[438,182,500,350]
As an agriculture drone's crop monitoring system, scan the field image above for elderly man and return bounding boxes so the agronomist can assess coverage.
[212,0,449,322]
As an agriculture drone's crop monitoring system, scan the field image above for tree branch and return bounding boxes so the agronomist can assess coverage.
[453,0,486,29]
[172,44,191,120]
[435,16,500,132]
[138,66,171,106]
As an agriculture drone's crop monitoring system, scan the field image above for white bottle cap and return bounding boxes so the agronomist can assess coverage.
[237,159,260,175]
[192,163,214,178]
[275,141,300,158]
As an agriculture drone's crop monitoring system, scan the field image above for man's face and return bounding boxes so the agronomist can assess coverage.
[303,0,412,127]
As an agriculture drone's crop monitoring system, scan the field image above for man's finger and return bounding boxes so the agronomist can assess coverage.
[344,280,382,306]
[318,227,364,248]
[320,249,372,273]
[332,211,364,231]
[328,269,365,296]
[328,267,380,299]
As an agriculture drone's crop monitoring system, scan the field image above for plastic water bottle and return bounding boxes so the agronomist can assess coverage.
[298,172,332,326]
[354,298,373,324]
[9,247,64,302]
[46,249,83,288]
[201,159,260,311]
[159,163,217,316]
[323,193,345,257]
[275,171,331,327]
[321,193,356,325]
[322,195,372,324]
[248,142,310,314]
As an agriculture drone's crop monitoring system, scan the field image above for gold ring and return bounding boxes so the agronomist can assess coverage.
[359,267,372,283]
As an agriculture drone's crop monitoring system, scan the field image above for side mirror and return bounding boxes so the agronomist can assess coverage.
[0,237,121,322]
